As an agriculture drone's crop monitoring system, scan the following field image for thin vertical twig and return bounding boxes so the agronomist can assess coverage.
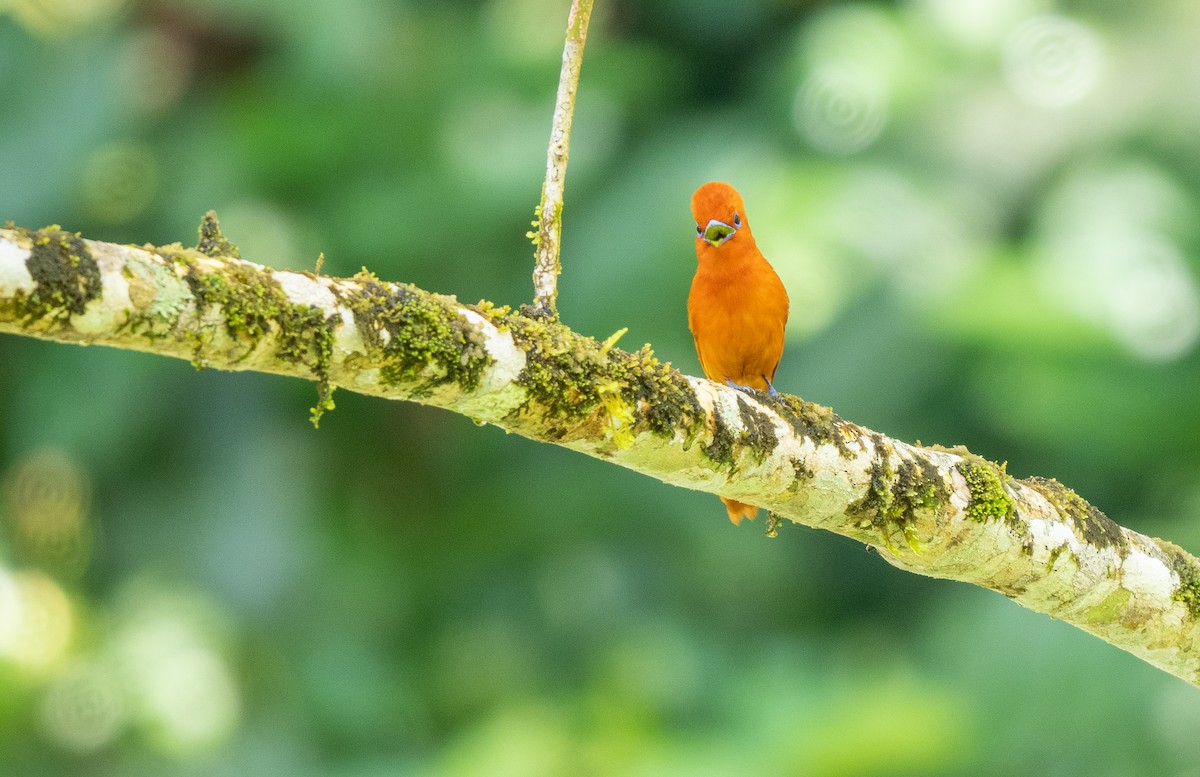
[530,0,594,320]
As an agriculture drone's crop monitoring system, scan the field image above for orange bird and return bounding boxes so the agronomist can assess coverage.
[688,181,790,525]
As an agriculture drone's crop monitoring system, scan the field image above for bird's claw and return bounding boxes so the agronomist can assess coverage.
[724,378,756,396]
[724,377,783,401]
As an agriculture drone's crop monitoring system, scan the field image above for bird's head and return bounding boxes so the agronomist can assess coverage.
[691,181,749,249]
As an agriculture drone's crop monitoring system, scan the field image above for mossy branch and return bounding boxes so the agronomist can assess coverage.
[3,223,1200,688]
[530,0,594,320]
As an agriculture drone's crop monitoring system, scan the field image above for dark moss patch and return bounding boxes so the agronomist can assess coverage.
[277,306,336,368]
[277,304,338,428]
[774,394,853,456]
[1026,476,1126,553]
[703,408,739,467]
[956,457,1017,527]
[182,255,338,420]
[789,458,815,491]
[694,394,777,469]
[11,226,103,323]
[895,456,949,517]
[345,273,489,395]
[847,438,949,553]
[480,311,708,448]
[506,314,604,420]
[520,300,556,321]
[196,210,241,259]
[1153,539,1200,619]
[847,446,893,527]
[614,345,706,444]
[185,261,279,344]
[736,396,779,455]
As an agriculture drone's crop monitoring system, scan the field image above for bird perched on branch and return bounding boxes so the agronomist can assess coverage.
[688,181,790,525]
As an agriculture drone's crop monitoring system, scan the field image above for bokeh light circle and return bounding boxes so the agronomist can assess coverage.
[9,0,128,36]
[40,662,127,753]
[82,144,160,224]
[0,571,73,671]
[1039,233,1200,361]
[794,65,888,155]
[1003,15,1103,109]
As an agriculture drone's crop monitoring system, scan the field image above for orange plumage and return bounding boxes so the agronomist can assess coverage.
[688,182,789,525]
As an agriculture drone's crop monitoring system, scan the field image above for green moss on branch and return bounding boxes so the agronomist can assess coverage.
[180,250,337,419]
[344,272,490,394]
[1025,476,1126,553]
[848,439,950,553]
[775,395,854,455]
[10,226,103,325]
[1155,539,1200,619]
[957,457,1017,527]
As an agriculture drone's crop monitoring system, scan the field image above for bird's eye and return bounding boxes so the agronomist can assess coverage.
[733,213,742,228]
[696,223,703,236]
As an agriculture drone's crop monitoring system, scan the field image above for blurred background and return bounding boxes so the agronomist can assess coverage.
[3,0,1200,774]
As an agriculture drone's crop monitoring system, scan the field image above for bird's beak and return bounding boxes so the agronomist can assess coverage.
[701,219,737,247]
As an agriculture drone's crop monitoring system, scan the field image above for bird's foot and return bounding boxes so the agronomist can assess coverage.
[724,377,782,400]
[724,378,757,396]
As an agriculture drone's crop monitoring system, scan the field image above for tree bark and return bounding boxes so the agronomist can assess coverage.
[530,0,595,320]
[2,223,1199,688]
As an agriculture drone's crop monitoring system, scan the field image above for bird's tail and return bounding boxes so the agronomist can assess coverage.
[720,497,759,525]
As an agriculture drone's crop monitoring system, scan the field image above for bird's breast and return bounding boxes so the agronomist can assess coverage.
[688,253,789,388]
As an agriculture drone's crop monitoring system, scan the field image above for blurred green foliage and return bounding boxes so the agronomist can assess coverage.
[3,0,1200,774]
